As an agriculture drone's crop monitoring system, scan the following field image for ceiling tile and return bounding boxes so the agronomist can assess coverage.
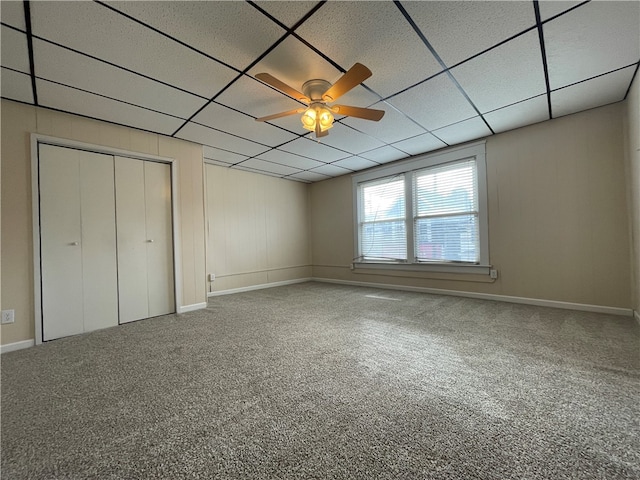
[204,159,233,168]
[193,102,297,147]
[387,74,477,131]
[254,1,321,28]
[391,133,447,156]
[1,26,30,73]
[256,149,324,170]
[176,123,270,157]
[315,124,385,154]
[538,1,584,21]
[288,171,331,183]
[0,1,26,29]
[402,1,536,67]
[431,117,492,145]
[1,68,33,103]
[551,66,636,118]
[216,75,304,120]
[237,158,302,176]
[331,157,378,171]
[310,163,353,177]
[484,95,550,133]
[452,30,546,113]
[544,1,640,89]
[359,146,409,164]
[234,164,284,179]
[31,1,238,98]
[33,39,205,119]
[284,176,311,184]
[296,1,443,98]
[203,146,248,165]
[106,1,285,71]
[36,79,183,135]
[340,102,426,144]
[278,137,350,162]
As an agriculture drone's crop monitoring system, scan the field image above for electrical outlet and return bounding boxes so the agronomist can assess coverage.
[208,273,215,282]
[1,309,15,324]
[490,269,498,279]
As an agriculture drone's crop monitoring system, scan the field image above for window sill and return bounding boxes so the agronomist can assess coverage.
[353,262,495,282]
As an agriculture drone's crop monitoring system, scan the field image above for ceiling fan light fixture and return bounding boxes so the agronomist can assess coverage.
[301,107,316,130]
[301,103,334,133]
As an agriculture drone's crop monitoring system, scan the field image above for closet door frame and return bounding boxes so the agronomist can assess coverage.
[31,134,182,345]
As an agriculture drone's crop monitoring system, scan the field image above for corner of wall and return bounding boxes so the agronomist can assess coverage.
[624,69,640,314]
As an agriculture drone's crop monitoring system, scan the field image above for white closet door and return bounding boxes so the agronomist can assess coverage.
[79,153,118,332]
[144,161,175,317]
[40,145,84,341]
[115,157,149,323]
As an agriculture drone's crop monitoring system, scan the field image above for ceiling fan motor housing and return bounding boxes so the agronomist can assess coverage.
[302,79,333,102]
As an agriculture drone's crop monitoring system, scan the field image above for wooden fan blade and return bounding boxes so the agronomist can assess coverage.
[255,108,304,122]
[255,73,310,103]
[332,105,385,121]
[322,63,372,102]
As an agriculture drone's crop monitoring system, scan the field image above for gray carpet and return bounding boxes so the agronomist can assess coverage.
[2,281,639,479]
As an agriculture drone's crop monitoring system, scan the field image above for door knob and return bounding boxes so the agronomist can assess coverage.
[147,239,154,243]
[70,242,79,246]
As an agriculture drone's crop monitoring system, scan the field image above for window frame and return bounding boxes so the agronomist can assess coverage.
[352,141,489,275]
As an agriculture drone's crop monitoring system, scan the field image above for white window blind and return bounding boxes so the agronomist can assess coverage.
[359,177,407,261]
[413,159,479,263]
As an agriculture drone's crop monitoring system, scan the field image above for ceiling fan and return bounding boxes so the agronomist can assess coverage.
[254,63,385,138]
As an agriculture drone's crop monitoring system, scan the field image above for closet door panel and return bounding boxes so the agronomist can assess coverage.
[115,156,149,323]
[79,152,118,332]
[39,145,84,341]
[144,161,175,316]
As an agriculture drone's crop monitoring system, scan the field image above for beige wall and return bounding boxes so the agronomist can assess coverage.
[205,164,311,292]
[311,103,631,309]
[625,74,640,315]
[1,99,207,346]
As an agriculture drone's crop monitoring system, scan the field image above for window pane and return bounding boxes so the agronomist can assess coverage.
[361,220,407,260]
[415,215,478,262]
[415,161,477,216]
[361,178,405,222]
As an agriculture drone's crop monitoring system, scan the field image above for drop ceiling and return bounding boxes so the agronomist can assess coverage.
[1,1,638,183]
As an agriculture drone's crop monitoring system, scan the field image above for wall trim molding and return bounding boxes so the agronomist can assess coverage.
[312,277,634,317]
[1,339,35,354]
[635,310,640,326]
[208,278,312,297]
[177,302,207,314]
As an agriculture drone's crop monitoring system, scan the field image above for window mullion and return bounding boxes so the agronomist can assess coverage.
[404,171,414,264]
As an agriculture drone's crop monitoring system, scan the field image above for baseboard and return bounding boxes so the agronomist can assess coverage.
[208,278,312,297]
[312,277,634,317]
[177,302,207,314]
[1,339,35,354]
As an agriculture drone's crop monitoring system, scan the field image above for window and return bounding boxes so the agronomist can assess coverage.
[360,177,407,261]
[353,142,489,274]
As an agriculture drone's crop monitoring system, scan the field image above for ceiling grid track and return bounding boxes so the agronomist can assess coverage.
[394,0,495,135]
[533,0,553,120]
[22,0,38,105]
